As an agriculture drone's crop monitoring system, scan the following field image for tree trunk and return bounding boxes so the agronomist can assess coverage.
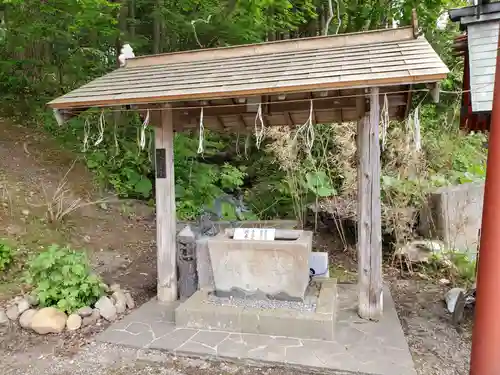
[129,0,136,39]
[153,0,162,54]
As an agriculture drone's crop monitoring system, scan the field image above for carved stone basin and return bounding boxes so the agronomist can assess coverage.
[207,229,313,301]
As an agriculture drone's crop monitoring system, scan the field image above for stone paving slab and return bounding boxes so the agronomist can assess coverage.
[97,284,416,375]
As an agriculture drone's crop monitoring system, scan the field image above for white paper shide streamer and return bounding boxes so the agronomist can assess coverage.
[381,94,389,151]
[254,103,265,149]
[94,110,106,146]
[197,107,205,154]
[413,105,421,152]
[83,118,91,152]
[139,109,150,150]
[293,99,315,154]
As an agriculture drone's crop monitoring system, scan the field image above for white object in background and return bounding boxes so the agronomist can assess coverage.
[233,228,276,241]
[445,287,466,313]
[436,12,449,30]
[309,252,329,278]
[118,44,135,67]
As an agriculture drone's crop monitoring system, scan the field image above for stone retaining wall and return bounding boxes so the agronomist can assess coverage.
[419,182,484,252]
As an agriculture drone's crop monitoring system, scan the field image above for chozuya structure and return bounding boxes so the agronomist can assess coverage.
[48,21,448,321]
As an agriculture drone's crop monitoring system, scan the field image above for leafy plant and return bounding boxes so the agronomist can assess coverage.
[303,170,337,197]
[0,239,14,272]
[25,245,106,313]
[426,249,477,287]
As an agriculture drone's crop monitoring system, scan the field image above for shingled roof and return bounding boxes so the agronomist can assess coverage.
[48,27,448,110]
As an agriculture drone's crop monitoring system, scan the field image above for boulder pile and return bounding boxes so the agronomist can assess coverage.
[0,284,135,334]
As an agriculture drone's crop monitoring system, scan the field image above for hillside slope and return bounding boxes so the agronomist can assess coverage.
[0,119,157,302]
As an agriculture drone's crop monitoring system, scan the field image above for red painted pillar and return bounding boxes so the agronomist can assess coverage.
[470,38,500,375]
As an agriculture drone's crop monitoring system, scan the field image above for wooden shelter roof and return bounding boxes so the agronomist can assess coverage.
[48,27,448,111]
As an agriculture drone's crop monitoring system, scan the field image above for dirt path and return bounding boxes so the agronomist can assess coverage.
[0,119,473,375]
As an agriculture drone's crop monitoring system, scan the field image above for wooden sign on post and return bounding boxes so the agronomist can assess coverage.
[156,148,166,179]
[233,228,276,241]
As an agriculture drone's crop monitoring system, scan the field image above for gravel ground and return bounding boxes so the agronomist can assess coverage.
[205,280,322,312]
[1,342,312,375]
[390,277,473,375]
[206,293,317,312]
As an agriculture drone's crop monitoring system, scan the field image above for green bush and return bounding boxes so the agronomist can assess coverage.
[0,239,14,272]
[25,245,106,313]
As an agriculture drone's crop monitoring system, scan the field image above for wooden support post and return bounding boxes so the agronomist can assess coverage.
[155,104,178,302]
[357,87,383,321]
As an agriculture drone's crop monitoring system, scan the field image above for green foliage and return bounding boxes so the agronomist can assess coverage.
[174,134,249,220]
[427,250,477,287]
[25,245,106,313]
[422,103,487,185]
[303,170,336,197]
[0,239,14,272]
[0,0,486,231]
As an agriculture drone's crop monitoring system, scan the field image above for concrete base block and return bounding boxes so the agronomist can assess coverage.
[175,279,337,341]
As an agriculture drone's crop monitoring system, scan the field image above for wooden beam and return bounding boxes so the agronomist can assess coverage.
[176,95,406,119]
[155,104,178,302]
[357,87,383,321]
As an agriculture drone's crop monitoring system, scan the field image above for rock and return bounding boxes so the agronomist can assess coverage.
[416,272,430,280]
[17,299,30,315]
[82,309,100,327]
[94,296,117,321]
[112,291,127,314]
[13,296,23,303]
[6,304,20,321]
[21,209,30,216]
[31,307,67,334]
[26,294,39,307]
[445,288,466,313]
[394,240,445,263]
[109,283,121,293]
[0,309,9,325]
[124,292,135,309]
[19,309,37,329]
[76,306,93,317]
[114,299,126,314]
[66,314,82,331]
[439,278,451,286]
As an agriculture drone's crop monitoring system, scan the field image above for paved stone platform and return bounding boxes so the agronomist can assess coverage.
[97,284,416,375]
[175,279,337,341]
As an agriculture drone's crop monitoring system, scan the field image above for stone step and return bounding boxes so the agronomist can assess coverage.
[174,278,338,341]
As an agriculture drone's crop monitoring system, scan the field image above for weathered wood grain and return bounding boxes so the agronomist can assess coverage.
[357,87,383,321]
[155,104,178,302]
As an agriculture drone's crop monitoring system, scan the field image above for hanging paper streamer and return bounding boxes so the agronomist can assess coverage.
[235,132,241,156]
[254,103,265,149]
[293,99,315,154]
[113,115,120,156]
[197,107,205,154]
[381,94,389,151]
[405,113,413,152]
[413,105,421,151]
[244,133,250,160]
[305,99,315,152]
[83,118,91,152]
[148,130,153,163]
[139,109,150,150]
[94,110,105,146]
